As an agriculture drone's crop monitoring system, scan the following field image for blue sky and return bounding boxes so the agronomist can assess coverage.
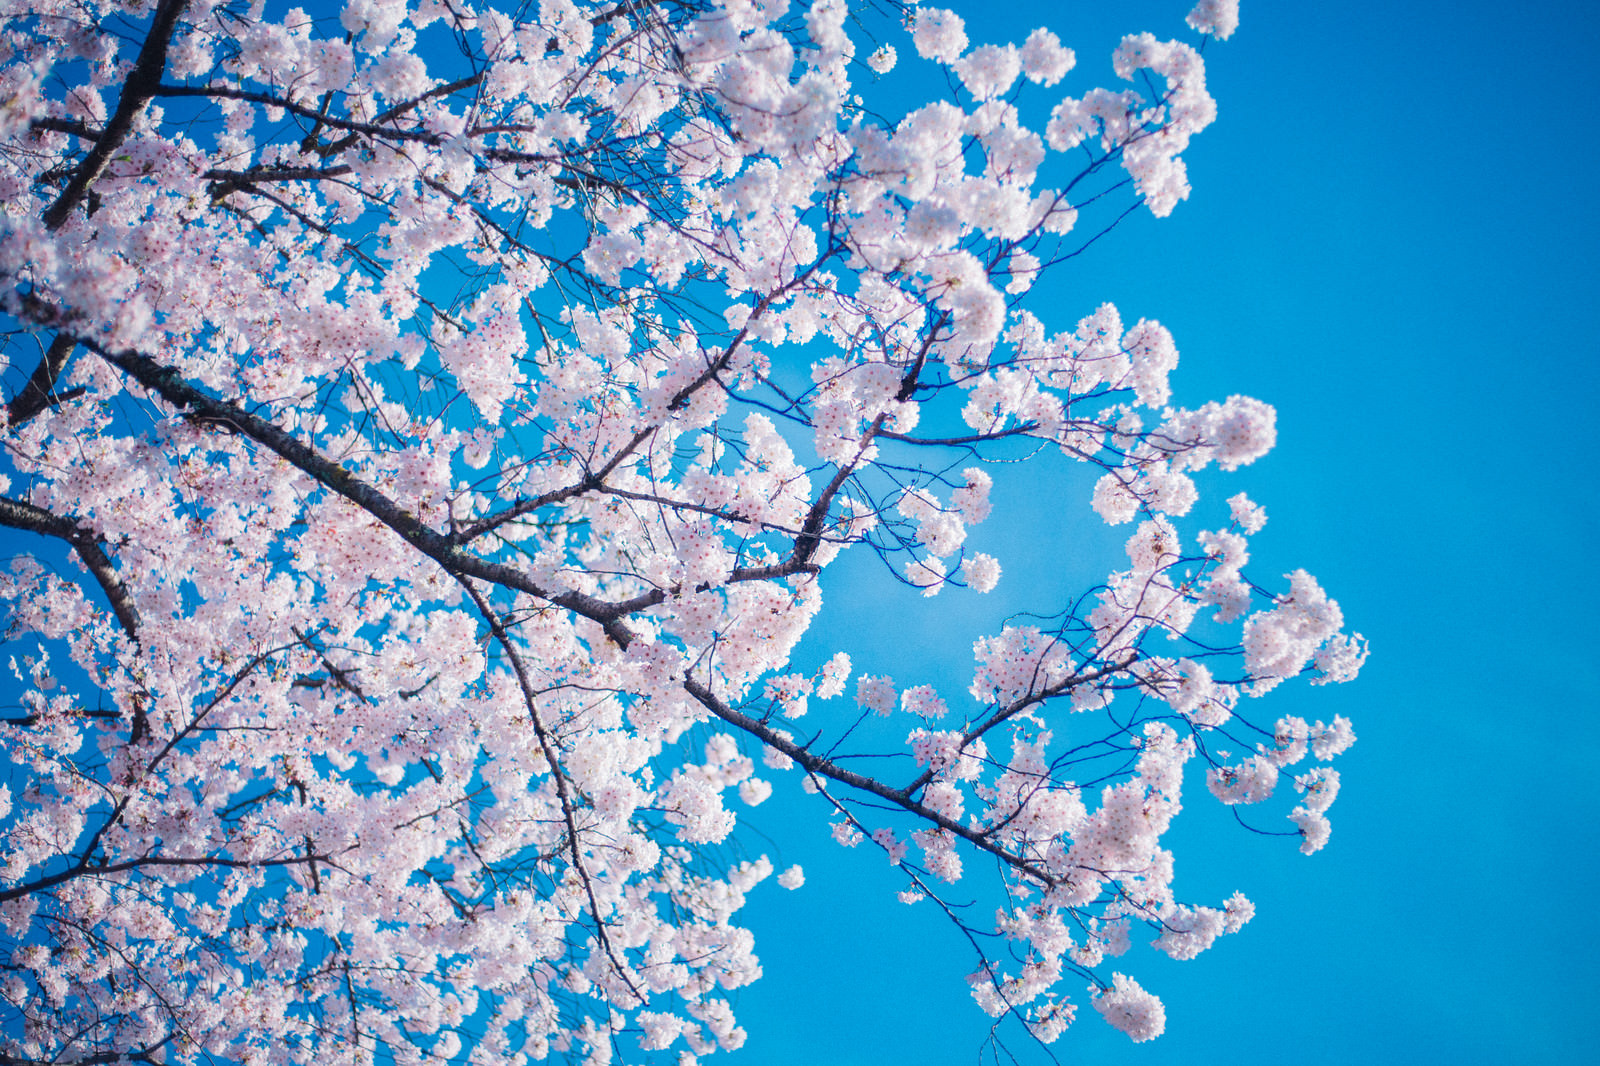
[730,1,1600,1062]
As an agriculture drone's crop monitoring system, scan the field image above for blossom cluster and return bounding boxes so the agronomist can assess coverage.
[0,0,1364,1060]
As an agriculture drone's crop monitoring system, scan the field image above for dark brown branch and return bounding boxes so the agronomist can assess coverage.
[8,335,82,426]
[0,495,142,641]
[0,849,331,904]
[680,677,1061,888]
[80,338,634,633]
[452,267,824,547]
[313,73,487,156]
[205,164,355,199]
[0,1040,171,1066]
[455,576,645,1004]
[291,627,369,700]
[27,116,103,141]
[1,709,121,727]
[22,0,191,451]
[155,79,486,154]
[6,643,301,904]
[41,0,192,230]
[597,550,827,619]
[901,653,1140,800]
[787,311,948,567]
[877,422,1043,447]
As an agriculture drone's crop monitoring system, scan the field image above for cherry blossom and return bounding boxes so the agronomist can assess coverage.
[0,1,1365,1061]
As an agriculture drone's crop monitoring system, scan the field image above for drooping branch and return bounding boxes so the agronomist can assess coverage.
[0,494,142,640]
[680,677,1062,888]
[455,575,646,1005]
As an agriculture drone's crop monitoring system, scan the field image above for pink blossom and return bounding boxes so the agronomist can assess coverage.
[1093,974,1166,1042]
[0,0,1362,1057]
[912,8,969,63]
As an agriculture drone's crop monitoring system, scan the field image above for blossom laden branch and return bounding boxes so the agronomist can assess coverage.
[0,494,142,640]
[41,0,192,230]
[0,0,1361,1059]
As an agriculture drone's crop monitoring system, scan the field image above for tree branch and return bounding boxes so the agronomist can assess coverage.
[680,677,1062,888]
[79,338,641,634]
[0,495,142,641]
[7,335,82,426]
[41,0,192,231]
[455,575,646,1005]
[0,849,331,905]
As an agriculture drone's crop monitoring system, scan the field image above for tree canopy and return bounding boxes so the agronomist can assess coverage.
[0,0,1364,1062]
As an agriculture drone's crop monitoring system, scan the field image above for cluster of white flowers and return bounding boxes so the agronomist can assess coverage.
[1187,0,1241,40]
[963,552,1002,592]
[969,626,1073,704]
[954,44,1021,100]
[1207,754,1280,804]
[0,0,1373,1056]
[1020,28,1075,86]
[1243,569,1349,692]
[911,7,968,63]
[855,674,897,715]
[1093,974,1166,1042]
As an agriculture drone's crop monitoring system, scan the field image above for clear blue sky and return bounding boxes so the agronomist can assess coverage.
[731,1,1600,1063]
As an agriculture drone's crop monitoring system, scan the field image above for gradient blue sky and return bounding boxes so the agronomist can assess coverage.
[730,1,1600,1063]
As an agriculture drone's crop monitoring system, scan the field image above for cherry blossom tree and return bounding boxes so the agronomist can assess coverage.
[0,0,1365,1062]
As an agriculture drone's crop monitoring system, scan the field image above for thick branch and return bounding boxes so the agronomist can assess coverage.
[205,163,355,199]
[86,341,632,632]
[41,0,192,231]
[27,117,102,141]
[0,495,142,640]
[7,335,82,426]
[0,849,329,905]
[21,1,191,451]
